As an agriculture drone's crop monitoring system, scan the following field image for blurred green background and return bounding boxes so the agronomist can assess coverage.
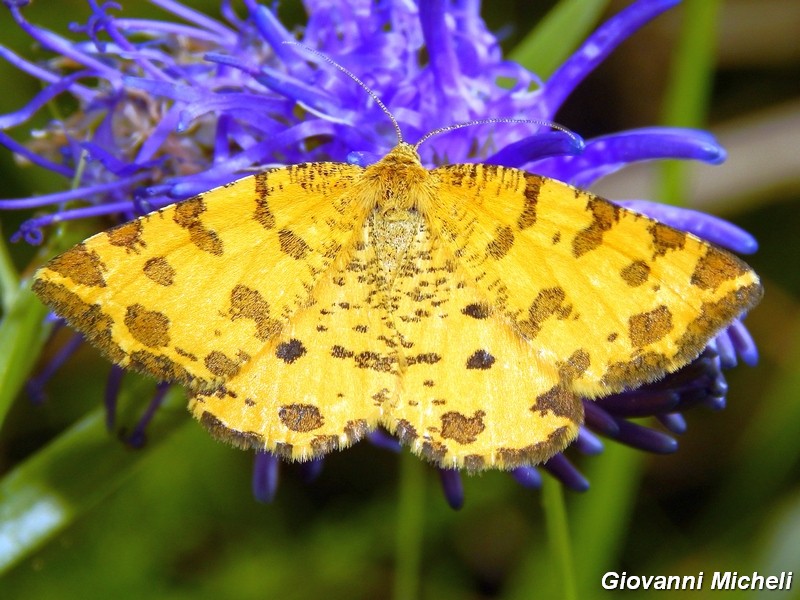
[0,1,798,598]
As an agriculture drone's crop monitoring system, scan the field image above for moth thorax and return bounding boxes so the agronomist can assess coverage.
[368,207,422,275]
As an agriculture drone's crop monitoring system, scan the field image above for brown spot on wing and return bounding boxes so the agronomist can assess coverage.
[629,305,673,347]
[273,442,293,459]
[463,455,485,472]
[331,345,354,359]
[279,404,324,432]
[649,222,686,257]
[466,349,496,370]
[558,349,590,382]
[462,302,490,319]
[204,350,242,378]
[124,304,171,347]
[517,174,541,229]
[486,225,515,259]
[311,436,338,454]
[174,347,198,361]
[253,172,275,229]
[407,353,441,365]
[173,197,224,255]
[572,198,620,257]
[46,244,107,287]
[440,411,486,445]
[519,287,571,339]
[354,351,396,373]
[344,419,369,442]
[275,338,307,364]
[107,220,145,252]
[229,284,280,341]
[620,260,650,287]
[278,228,311,260]
[143,256,175,286]
[532,386,579,419]
[691,247,749,291]
[421,440,447,464]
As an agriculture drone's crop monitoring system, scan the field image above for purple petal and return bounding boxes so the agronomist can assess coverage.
[252,451,280,503]
[657,413,687,435]
[485,131,584,167]
[298,458,325,483]
[12,199,141,244]
[148,0,236,41]
[0,73,93,129]
[0,176,147,210]
[0,131,72,177]
[713,329,738,369]
[253,5,306,67]
[542,0,682,116]
[367,429,402,453]
[543,454,589,491]
[596,390,680,417]
[25,333,84,405]
[611,419,678,454]
[534,128,726,187]
[439,469,465,510]
[115,18,227,43]
[511,466,543,488]
[104,366,125,432]
[583,401,620,436]
[727,319,759,366]
[573,428,604,455]
[419,0,464,111]
[7,3,121,81]
[126,382,170,448]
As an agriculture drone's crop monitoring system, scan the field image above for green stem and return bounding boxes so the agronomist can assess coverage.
[542,478,578,600]
[658,0,722,205]
[509,0,610,79]
[393,452,426,600]
[571,444,644,596]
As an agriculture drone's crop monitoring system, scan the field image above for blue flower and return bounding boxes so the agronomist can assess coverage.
[0,0,760,508]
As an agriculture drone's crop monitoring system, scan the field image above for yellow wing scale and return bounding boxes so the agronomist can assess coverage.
[33,143,762,471]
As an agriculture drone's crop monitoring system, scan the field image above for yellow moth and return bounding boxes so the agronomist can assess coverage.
[32,61,762,472]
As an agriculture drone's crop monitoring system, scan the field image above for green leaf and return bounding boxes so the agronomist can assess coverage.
[0,384,189,574]
[0,283,52,427]
[0,229,20,312]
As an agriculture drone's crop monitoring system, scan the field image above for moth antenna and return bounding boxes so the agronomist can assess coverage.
[413,118,580,150]
[283,41,404,144]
